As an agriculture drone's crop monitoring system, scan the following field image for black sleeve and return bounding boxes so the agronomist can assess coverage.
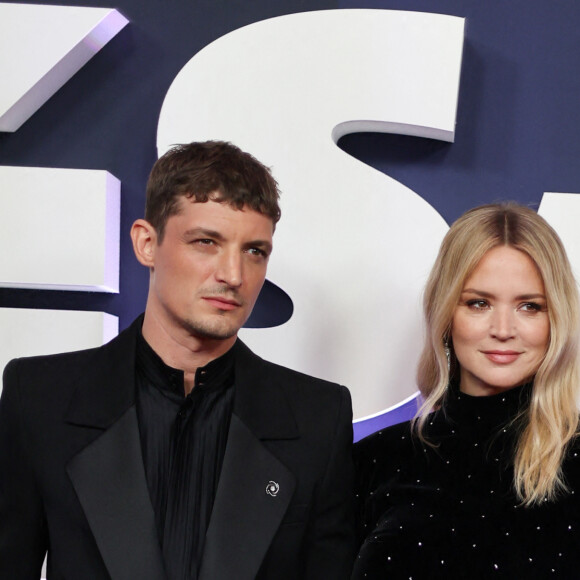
[0,359,48,579]
[304,385,356,579]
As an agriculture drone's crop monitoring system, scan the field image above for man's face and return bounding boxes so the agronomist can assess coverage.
[147,197,273,342]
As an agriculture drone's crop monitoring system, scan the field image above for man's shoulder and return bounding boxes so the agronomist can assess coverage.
[3,317,139,383]
[4,343,103,381]
[237,339,348,397]
[261,356,347,393]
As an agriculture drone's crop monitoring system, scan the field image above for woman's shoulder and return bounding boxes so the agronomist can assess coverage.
[562,435,580,480]
[354,419,414,463]
[353,419,430,505]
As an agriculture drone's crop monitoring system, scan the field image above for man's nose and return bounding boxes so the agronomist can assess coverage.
[216,250,243,287]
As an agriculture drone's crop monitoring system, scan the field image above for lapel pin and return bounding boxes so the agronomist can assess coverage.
[266,481,279,497]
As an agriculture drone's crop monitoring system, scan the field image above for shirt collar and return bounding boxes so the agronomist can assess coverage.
[136,328,237,399]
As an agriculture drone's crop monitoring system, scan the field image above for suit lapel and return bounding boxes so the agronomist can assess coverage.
[200,341,299,580]
[65,331,297,580]
[65,318,166,580]
[67,406,166,580]
[200,415,295,580]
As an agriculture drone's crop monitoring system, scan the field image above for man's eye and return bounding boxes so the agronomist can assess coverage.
[247,247,266,257]
[195,239,214,246]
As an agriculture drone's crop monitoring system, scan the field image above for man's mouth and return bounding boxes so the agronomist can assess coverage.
[203,296,242,311]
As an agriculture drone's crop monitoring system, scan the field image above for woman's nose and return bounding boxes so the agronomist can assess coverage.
[490,307,516,340]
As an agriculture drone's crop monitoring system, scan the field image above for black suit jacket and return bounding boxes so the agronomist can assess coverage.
[0,318,354,579]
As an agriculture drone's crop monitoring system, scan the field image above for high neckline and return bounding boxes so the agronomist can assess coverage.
[442,381,533,432]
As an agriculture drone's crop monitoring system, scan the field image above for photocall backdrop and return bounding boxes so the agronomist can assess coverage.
[1,0,580,442]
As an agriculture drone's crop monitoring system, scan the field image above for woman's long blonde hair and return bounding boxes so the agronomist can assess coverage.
[416,203,580,505]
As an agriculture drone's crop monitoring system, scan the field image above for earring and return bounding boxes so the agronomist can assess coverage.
[443,338,451,373]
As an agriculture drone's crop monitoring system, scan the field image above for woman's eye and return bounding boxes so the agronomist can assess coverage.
[466,299,488,310]
[519,302,543,313]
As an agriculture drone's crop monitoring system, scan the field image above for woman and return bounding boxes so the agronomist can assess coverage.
[352,203,580,579]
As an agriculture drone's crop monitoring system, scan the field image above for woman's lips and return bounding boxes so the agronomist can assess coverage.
[482,350,521,364]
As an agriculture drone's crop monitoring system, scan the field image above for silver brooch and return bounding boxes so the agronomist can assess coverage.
[266,481,279,497]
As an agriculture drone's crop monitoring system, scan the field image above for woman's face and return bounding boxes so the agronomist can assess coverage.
[451,245,550,396]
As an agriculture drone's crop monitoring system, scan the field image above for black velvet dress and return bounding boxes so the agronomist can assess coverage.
[352,384,580,579]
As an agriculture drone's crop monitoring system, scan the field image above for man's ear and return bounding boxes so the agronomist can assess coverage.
[131,219,158,267]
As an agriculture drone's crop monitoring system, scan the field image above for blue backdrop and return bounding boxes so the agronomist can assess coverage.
[1,0,579,435]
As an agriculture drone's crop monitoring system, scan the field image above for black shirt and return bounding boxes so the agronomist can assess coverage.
[353,383,580,579]
[135,331,236,580]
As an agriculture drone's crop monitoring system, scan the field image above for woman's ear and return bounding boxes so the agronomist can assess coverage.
[130,219,158,267]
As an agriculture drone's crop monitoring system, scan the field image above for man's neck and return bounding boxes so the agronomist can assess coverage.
[141,311,237,394]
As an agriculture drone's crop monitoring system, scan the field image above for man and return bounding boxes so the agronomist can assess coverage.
[0,141,354,580]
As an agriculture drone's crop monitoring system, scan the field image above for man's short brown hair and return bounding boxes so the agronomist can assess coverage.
[145,141,281,240]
